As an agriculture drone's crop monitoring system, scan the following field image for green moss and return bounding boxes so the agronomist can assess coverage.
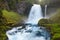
[2,10,24,26]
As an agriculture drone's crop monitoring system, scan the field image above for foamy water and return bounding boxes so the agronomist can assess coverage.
[6,4,50,40]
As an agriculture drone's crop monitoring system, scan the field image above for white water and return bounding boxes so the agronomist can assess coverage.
[26,4,43,24]
[6,4,50,40]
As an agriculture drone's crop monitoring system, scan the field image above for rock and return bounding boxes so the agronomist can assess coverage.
[0,0,33,16]
[15,1,33,15]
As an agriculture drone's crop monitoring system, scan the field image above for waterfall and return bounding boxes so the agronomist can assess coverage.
[44,5,47,18]
[6,4,50,40]
[26,4,43,24]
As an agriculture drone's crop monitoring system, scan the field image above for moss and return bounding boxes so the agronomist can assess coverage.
[2,10,24,26]
[38,19,53,26]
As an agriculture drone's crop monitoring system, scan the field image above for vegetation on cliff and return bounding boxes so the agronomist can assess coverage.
[38,9,60,40]
[0,0,33,40]
[0,9,24,40]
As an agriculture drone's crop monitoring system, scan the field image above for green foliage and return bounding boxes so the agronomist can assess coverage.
[0,26,12,40]
[49,24,60,40]
[2,10,23,26]
[52,33,60,40]
[38,9,60,40]
[38,11,60,40]
[38,23,60,40]
[38,19,60,40]
[0,10,6,26]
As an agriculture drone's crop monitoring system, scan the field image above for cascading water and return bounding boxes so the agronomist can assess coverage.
[26,4,43,24]
[6,4,50,40]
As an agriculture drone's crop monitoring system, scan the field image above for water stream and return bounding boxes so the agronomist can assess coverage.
[6,4,50,40]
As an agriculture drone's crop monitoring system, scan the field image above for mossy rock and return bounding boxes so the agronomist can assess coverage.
[2,10,24,26]
[38,18,53,26]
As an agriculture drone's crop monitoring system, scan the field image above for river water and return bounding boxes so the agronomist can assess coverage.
[6,4,50,40]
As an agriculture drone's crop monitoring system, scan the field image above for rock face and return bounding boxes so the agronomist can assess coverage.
[16,1,33,15]
[0,0,33,15]
[10,1,32,15]
[7,1,33,16]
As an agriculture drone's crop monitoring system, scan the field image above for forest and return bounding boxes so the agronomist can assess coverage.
[0,0,60,40]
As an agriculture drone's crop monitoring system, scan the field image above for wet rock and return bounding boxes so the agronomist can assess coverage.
[16,1,33,15]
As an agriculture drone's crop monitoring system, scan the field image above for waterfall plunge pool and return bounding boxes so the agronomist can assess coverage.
[6,4,50,40]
